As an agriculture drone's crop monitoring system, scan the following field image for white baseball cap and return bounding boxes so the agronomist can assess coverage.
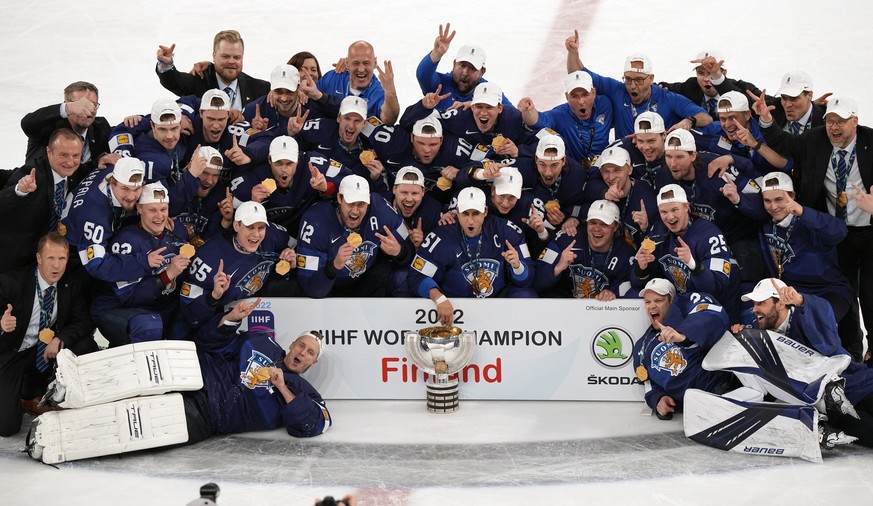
[412,115,443,138]
[456,44,486,70]
[599,146,631,168]
[741,278,787,302]
[826,96,858,119]
[457,187,487,213]
[471,83,503,106]
[151,98,182,125]
[641,278,676,298]
[564,71,593,93]
[138,182,169,205]
[200,89,232,111]
[109,157,145,187]
[493,167,523,199]
[634,111,665,134]
[270,64,301,92]
[235,201,268,226]
[338,175,370,204]
[297,330,326,360]
[692,50,725,72]
[269,136,299,162]
[535,134,566,161]
[656,184,688,206]
[759,171,794,193]
[199,146,223,170]
[717,91,750,113]
[776,70,813,97]
[339,96,368,118]
[394,166,426,188]
[624,53,653,75]
[664,129,696,152]
[587,199,620,225]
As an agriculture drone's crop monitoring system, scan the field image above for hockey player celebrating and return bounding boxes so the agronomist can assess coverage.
[408,187,536,327]
[632,278,737,419]
[296,174,414,298]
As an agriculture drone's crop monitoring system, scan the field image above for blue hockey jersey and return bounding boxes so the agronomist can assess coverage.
[534,229,634,297]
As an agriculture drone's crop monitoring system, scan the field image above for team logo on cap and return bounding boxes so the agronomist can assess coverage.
[650,342,687,376]
[240,350,274,390]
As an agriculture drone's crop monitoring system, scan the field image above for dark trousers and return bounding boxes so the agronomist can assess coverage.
[830,394,873,447]
[0,337,97,437]
[838,226,873,361]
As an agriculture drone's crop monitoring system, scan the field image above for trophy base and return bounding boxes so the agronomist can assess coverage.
[426,378,460,413]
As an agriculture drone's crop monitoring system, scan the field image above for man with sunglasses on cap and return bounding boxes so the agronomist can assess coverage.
[632,184,742,322]
[534,200,634,299]
[632,277,736,420]
[90,182,192,347]
[409,187,535,327]
[517,71,614,164]
[565,30,710,138]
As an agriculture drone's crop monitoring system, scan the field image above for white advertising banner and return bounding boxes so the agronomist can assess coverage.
[243,297,650,401]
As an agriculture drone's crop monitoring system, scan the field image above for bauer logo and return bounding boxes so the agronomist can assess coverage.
[591,326,634,368]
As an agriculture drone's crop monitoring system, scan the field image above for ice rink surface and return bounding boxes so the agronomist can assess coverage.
[2,0,873,504]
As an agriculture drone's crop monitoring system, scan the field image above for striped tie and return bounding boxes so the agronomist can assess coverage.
[789,121,802,135]
[35,285,56,373]
[705,98,718,118]
[835,149,849,220]
[49,180,65,231]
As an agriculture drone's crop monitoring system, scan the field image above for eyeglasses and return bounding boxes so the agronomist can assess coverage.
[825,117,851,127]
[622,76,650,85]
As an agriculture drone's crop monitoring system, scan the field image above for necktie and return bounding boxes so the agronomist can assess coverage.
[223,86,236,106]
[80,135,89,163]
[705,97,718,118]
[835,149,849,220]
[49,180,65,231]
[789,121,802,135]
[35,285,56,373]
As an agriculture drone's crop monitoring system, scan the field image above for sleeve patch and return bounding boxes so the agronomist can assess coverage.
[412,255,437,277]
[298,254,320,271]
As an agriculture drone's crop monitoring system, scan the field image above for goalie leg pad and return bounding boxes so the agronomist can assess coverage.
[27,393,189,464]
[683,388,823,464]
[703,329,850,405]
[48,340,203,409]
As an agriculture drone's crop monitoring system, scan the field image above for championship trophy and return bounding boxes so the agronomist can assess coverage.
[404,327,477,413]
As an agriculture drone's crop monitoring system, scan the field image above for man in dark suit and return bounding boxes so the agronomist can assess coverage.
[660,51,760,121]
[0,233,96,437]
[0,129,82,274]
[756,93,873,362]
[20,81,115,186]
[767,70,826,134]
[155,30,269,110]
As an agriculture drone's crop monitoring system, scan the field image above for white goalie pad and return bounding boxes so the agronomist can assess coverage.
[27,393,189,465]
[683,388,822,464]
[47,341,203,409]
[702,329,850,405]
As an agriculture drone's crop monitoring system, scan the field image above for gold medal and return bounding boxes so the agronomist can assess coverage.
[436,176,453,191]
[837,192,849,208]
[39,328,55,344]
[275,260,291,275]
[635,364,649,382]
[641,238,655,253]
[261,178,277,194]
[347,232,362,249]
[57,223,67,236]
[179,243,196,258]
[253,367,272,382]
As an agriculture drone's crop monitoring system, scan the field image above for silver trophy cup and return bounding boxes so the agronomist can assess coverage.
[404,327,477,413]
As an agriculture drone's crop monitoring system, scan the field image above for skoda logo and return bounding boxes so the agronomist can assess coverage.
[591,326,634,368]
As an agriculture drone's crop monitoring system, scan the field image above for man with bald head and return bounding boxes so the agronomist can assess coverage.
[317,40,400,124]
